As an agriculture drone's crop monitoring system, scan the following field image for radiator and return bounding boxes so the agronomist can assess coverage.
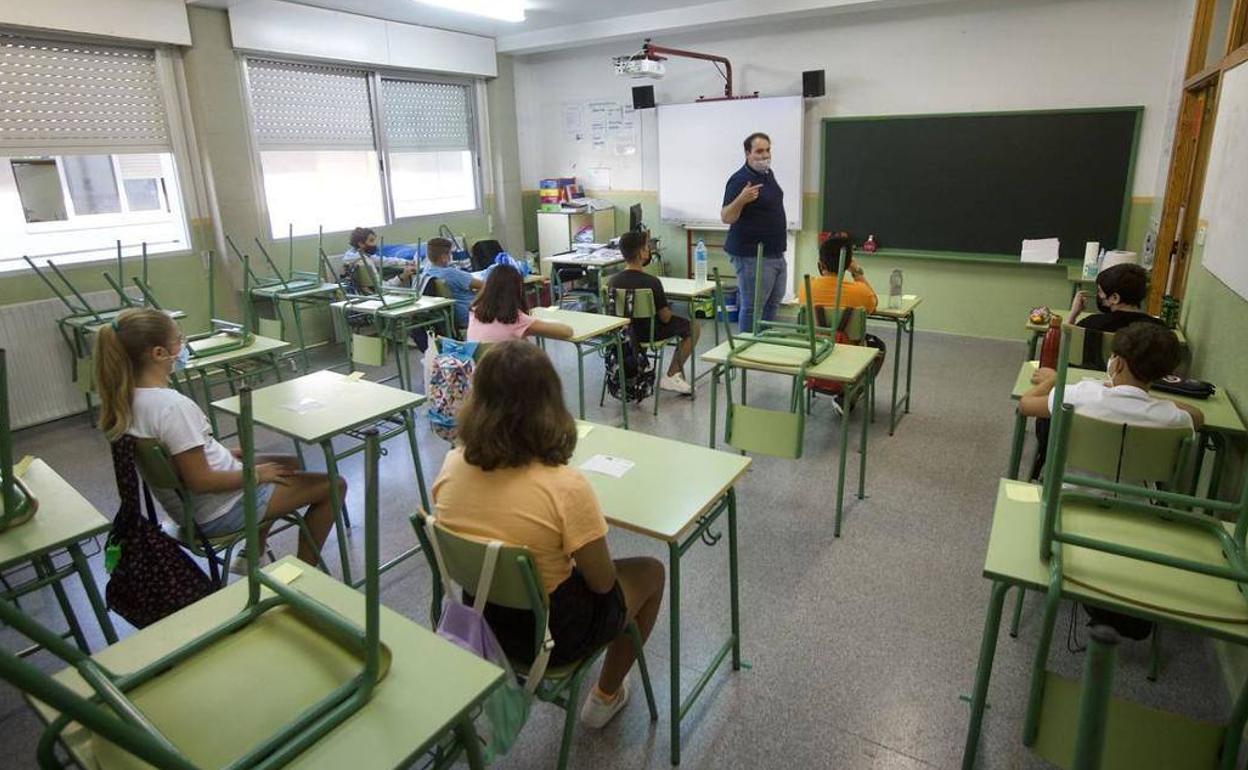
[0,290,134,430]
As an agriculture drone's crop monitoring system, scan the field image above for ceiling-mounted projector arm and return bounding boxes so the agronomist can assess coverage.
[641,39,734,98]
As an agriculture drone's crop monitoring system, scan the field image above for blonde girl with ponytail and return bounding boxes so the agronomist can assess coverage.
[95,308,339,567]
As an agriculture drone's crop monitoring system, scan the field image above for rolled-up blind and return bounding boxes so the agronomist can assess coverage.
[0,33,170,154]
[380,79,472,152]
[247,59,375,151]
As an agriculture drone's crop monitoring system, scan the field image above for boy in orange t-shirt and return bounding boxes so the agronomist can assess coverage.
[798,232,877,314]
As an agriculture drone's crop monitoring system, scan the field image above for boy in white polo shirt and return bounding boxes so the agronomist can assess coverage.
[1018,321,1201,641]
[1019,321,1203,432]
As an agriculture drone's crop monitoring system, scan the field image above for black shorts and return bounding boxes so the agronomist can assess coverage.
[637,315,691,343]
[471,569,627,667]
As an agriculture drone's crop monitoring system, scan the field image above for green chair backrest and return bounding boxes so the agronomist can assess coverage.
[727,404,804,459]
[815,305,866,344]
[1064,324,1114,371]
[1063,414,1191,486]
[603,287,657,320]
[412,510,545,613]
[131,437,198,543]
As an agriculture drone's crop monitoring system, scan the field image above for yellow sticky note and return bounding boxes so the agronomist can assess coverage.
[1006,483,1041,503]
[269,562,303,585]
[14,455,35,477]
[577,423,594,438]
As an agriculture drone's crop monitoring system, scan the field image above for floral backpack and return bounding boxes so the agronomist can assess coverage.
[424,336,479,442]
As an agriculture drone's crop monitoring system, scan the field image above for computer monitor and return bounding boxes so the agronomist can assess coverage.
[629,203,644,233]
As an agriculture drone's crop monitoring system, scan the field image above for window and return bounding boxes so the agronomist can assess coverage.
[246,58,480,237]
[0,33,190,270]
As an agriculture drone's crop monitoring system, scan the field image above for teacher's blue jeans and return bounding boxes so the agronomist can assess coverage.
[729,253,787,334]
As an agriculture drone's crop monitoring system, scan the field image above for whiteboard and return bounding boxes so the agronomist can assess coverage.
[657,96,803,229]
[1200,60,1248,303]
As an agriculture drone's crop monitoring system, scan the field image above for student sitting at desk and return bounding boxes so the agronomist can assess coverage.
[423,237,482,330]
[432,341,665,728]
[797,231,877,314]
[467,263,573,343]
[1066,263,1164,332]
[342,227,416,290]
[607,231,699,395]
[95,309,338,569]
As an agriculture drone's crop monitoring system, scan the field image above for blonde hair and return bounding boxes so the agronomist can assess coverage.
[94,308,179,441]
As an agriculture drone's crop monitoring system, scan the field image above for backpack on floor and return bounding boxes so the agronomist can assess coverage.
[602,326,655,404]
[425,336,479,442]
[805,333,886,397]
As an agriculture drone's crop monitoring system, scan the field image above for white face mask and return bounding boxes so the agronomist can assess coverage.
[1105,355,1117,382]
[748,158,771,173]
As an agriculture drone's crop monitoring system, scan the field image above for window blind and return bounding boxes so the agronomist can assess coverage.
[380,79,473,152]
[0,33,170,154]
[246,59,376,151]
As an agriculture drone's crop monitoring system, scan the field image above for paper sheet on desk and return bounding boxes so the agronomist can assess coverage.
[281,397,326,415]
[579,454,633,478]
[1020,238,1060,264]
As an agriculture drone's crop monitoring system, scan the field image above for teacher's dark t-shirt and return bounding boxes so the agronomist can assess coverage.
[722,164,786,257]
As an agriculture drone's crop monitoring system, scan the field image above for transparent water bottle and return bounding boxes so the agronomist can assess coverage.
[694,239,709,284]
[889,268,903,309]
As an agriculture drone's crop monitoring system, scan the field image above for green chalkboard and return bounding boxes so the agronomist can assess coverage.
[820,108,1142,261]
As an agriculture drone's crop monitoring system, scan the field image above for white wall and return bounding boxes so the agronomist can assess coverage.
[513,0,1186,196]
[1,0,190,45]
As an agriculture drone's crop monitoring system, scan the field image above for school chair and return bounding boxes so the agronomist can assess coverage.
[131,437,328,587]
[805,306,879,417]
[412,510,658,770]
[598,287,681,416]
[1017,325,1248,768]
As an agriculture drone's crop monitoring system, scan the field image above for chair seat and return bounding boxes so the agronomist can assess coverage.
[1059,500,1248,624]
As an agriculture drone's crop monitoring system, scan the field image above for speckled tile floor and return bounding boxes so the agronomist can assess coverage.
[0,327,1229,769]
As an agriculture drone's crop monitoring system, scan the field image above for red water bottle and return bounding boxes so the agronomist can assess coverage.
[1038,315,1061,368]
[862,234,878,253]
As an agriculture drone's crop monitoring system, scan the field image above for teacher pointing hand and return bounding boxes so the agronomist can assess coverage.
[720,132,787,334]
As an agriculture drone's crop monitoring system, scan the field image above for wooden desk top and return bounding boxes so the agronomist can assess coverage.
[0,459,109,569]
[212,370,426,444]
[573,422,750,542]
[31,557,503,769]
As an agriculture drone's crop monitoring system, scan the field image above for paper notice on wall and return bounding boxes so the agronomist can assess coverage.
[563,103,585,143]
[1020,238,1060,264]
[586,167,611,190]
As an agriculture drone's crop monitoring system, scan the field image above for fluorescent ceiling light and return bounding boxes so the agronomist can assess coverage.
[413,0,525,22]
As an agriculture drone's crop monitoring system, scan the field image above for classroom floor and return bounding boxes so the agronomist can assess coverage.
[0,327,1230,769]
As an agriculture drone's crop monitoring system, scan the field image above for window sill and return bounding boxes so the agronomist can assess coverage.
[1,247,197,277]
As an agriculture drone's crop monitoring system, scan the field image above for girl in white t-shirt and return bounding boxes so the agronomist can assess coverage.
[94,308,339,566]
[467,264,573,343]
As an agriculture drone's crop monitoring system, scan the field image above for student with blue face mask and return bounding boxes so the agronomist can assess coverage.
[94,309,339,570]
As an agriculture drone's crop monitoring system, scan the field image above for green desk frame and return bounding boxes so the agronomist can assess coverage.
[868,295,922,435]
[213,371,430,587]
[329,295,455,393]
[531,307,631,430]
[573,422,750,766]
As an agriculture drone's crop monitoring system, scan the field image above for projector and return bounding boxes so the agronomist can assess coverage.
[614,57,665,79]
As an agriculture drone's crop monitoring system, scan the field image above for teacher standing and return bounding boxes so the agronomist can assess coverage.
[720,131,787,334]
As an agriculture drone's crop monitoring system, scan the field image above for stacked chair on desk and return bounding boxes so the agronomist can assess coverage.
[964,325,1248,770]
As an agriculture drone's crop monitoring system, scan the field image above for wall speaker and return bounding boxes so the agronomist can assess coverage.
[632,85,656,110]
[802,70,825,98]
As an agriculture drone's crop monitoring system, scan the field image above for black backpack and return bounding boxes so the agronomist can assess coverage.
[602,328,655,403]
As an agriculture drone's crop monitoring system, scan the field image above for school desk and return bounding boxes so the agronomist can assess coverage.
[31,556,502,770]
[1024,309,1186,359]
[546,250,624,304]
[530,307,631,429]
[658,277,717,387]
[0,458,118,652]
[173,333,291,438]
[961,479,1247,770]
[249,281,343,373]
[700,339,877,536]
[869,295,923,435]
[573,421,750,765]
[329,295,455,392]
[1006,361,1245,496]
[213,371,427,586]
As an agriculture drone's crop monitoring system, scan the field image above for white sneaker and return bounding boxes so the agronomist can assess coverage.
[229,551,269,576]
[579,679,631,729]
[659,372,692,395]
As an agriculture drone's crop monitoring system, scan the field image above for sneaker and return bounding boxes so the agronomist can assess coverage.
[659,372,692,395]
[229,551,269,576]
[580,679,631,729]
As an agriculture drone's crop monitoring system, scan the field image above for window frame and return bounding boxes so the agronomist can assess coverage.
[240,55,485,240]
[0,34,197,275]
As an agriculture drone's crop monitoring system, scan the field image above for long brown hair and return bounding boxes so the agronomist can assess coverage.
[471,264,528,324]
[457,341,576,470]
[94,308,179,441]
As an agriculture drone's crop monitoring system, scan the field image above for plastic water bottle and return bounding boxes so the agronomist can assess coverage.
[889,268,903,309]
[694,239,708,284]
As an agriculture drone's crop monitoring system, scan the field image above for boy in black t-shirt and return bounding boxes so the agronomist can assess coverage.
[1066,263,1165,333]
[607,232,699,395]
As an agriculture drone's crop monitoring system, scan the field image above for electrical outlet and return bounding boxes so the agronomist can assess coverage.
[1195,224,1207,246]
